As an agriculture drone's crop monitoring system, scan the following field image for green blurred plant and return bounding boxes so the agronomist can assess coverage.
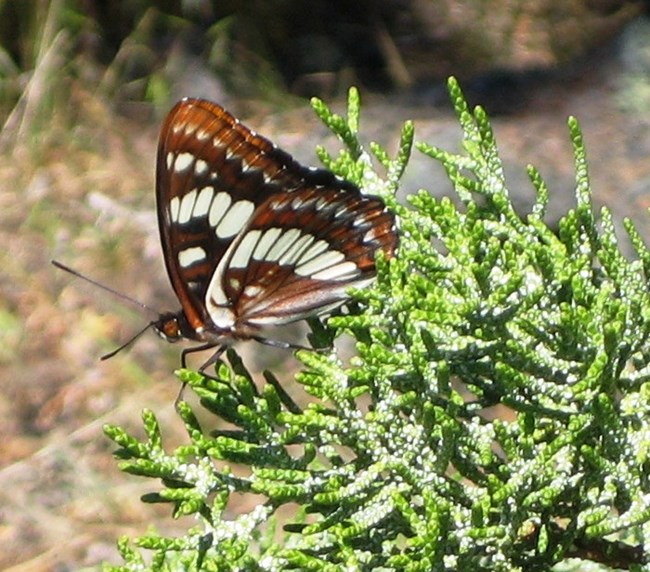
[0,0,75,149]
[103,82,650,571]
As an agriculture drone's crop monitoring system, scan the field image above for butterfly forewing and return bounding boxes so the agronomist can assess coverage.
[156,97,397,354]
[157,99,306,332]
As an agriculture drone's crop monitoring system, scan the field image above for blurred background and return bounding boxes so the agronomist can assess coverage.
[2,0,650,569]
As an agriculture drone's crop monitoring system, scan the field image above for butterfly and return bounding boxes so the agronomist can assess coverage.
[129,98,397,371]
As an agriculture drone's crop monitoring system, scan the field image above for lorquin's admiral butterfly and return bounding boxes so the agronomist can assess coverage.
[56,98,398,371]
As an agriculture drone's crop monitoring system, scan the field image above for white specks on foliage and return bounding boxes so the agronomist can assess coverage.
[177,459,220,497]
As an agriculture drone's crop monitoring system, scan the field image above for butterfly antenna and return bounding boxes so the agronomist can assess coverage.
[100,321,156,361]
[51,260,156,315]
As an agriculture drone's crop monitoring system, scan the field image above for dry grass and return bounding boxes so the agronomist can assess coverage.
[1,86,181,569]
[0,75,314,567]
[0,21,353,555]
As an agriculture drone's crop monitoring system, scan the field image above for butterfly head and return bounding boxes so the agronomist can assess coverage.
[152,311,193,343]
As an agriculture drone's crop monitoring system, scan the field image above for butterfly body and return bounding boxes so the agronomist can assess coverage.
[155,98,397,369]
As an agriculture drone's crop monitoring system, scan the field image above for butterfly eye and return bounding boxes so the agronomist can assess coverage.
[155,98,398,370]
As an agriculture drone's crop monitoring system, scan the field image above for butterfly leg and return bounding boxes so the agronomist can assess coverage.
[178,345,230,394]
[198,345,227,373]
[250,335,328,353]
[178,343,220,370]
[174,344,227,408]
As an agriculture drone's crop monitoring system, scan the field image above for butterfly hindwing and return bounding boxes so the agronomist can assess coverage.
[206,185,396,326]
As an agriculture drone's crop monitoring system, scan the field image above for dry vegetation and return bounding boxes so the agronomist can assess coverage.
[1,84,322,568]
[0,17,302,565]
[1,87,184,568]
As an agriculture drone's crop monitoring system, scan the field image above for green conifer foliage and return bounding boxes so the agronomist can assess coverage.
[104,81,650,571]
